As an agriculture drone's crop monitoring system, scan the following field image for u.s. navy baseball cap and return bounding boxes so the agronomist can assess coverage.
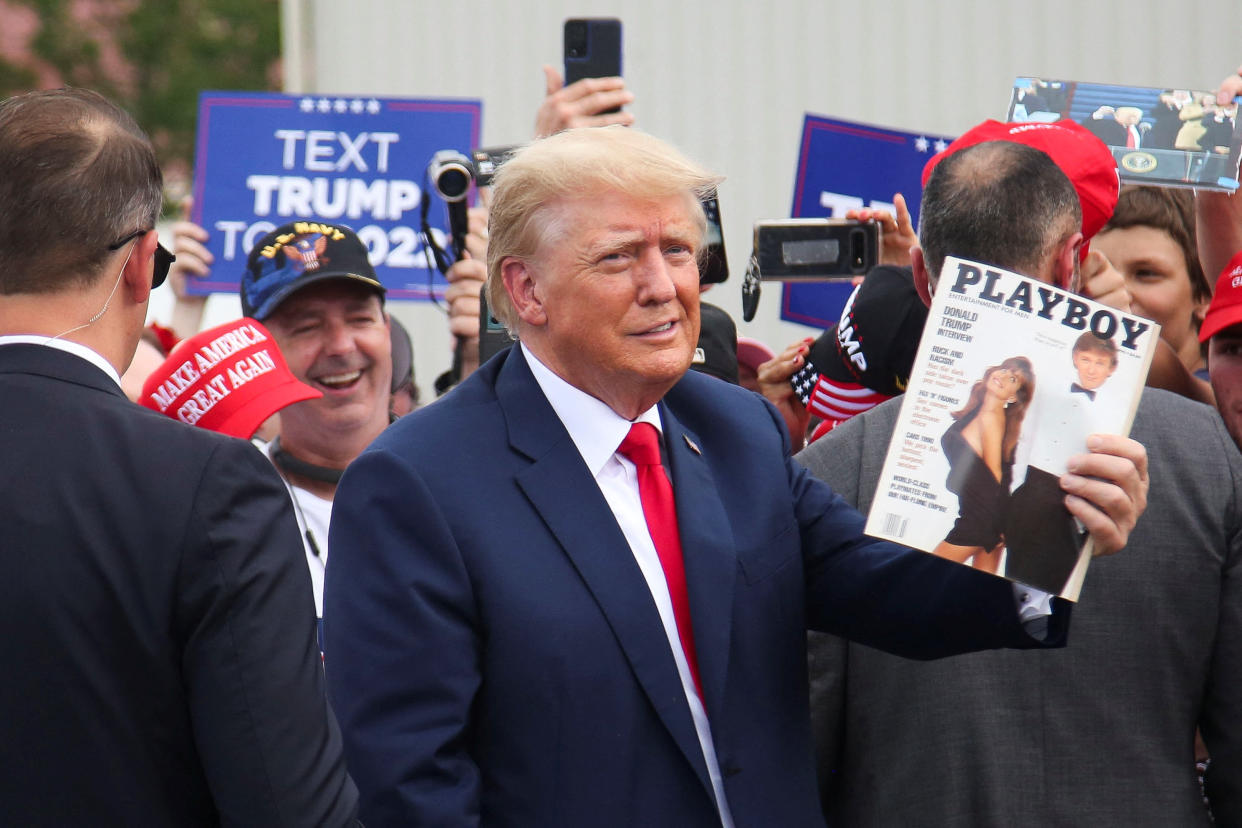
[240,221,385,320]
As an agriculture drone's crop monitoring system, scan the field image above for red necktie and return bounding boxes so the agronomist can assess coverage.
[1126,127,1137,149]
[618,422,704,699]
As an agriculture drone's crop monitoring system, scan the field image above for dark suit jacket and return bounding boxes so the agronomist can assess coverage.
[0,344,357,827]
[324,346,1066,827]
[801,390,1242,826]
[1082,116,1128,147]
[1202,114,1236,151]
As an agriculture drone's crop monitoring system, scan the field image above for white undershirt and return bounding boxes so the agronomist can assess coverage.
[523,344,734,828]
[0,336,122,387]
[264,441,331,617]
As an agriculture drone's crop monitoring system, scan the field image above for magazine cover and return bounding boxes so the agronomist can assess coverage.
[1005,76,1242,192]
[864,256,1159,600]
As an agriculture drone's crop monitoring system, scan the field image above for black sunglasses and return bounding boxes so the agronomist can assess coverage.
[107,229,176,289]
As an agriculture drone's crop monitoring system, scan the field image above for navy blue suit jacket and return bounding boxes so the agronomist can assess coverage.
[325,346,1064,827]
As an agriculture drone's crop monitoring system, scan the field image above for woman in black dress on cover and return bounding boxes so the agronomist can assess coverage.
[932,356,1035,573]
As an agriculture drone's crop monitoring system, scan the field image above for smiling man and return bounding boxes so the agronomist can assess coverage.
[323,126,1148,828]
[240,222,391,620]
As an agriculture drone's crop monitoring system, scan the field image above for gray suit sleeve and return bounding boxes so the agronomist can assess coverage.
[797,412,872,507]
[796,409,878,807]
[177,438,358,827]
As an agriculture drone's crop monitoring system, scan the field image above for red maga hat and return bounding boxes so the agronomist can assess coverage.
[140,317,321,439]
[1200,250,1242,343]
[922,119,1121,248]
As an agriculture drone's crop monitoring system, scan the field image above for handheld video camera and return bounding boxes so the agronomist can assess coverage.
[428,150,473,203]
[423,150,474,269]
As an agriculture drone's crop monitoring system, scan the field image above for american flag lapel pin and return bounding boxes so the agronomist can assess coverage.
[683,435,702,455]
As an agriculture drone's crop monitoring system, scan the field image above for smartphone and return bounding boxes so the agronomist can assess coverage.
[699,190,729,285]
[564,18,623,112]
[752,219,880,281]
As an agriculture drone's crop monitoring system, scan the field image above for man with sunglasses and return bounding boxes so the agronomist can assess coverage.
[0,88,358,825]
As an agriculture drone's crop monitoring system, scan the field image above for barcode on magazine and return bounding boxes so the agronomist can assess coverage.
[880,513,908,538]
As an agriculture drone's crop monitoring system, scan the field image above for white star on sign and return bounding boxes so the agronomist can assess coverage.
[914,136,930,152]
[366,99,381,114]
[299,97,315,112]
[333,98,348,113]
[317,98,331,113]
[933,139,949,153]
[350,99,364,114]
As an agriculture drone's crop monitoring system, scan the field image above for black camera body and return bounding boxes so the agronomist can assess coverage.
[471,145,520,187]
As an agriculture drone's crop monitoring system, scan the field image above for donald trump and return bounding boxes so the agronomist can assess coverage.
[324,126,1146,827]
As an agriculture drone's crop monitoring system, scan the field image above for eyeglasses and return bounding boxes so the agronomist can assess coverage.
[107,229,176,290]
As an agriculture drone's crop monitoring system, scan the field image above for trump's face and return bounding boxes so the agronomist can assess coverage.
[507,190,702,419]
[1072,349,1115,390]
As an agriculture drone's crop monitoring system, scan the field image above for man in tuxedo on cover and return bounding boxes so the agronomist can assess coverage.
[1006,331,1120,593]
[0,88,357,826]
[324,125,1148,827]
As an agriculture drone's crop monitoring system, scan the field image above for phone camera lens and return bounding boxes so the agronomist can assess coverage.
[850,228,866,271]
[565,22,588,58]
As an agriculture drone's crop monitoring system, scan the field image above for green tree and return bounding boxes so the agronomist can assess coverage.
[2,0,281,201]
[0,58,37,93]
[122,0,282,174]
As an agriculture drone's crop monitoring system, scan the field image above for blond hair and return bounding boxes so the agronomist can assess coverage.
[485,126,722,332]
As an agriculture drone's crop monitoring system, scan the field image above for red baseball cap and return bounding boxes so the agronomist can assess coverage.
[1200,250,1242,342]
[140,318,321,439]
[922,119,1121,249]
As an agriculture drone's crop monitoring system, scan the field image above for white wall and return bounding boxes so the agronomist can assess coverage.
[264,0,1242,401]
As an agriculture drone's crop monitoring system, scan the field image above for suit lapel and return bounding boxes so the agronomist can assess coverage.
[660,403,736,722]
[496,349,714,795]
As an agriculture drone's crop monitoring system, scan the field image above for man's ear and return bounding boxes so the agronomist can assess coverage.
[1192,294,1210,328]
[122,230,159,304]
[1052,231,1084,290]
[501,257,547,327]
[910,245,933,308]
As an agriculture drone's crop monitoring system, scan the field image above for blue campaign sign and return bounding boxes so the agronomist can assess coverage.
[782,115,955,329]
[190,91,482,301]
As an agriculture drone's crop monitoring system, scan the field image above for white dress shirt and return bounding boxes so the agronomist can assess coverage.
[523,344,735,828]
[1017,380,1111,477]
